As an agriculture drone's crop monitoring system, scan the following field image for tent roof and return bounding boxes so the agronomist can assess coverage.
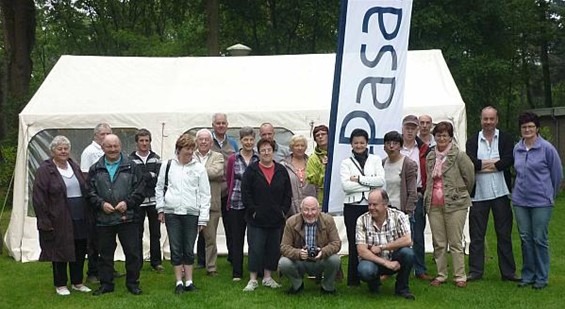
[23,54,335,116]
[23,50,464,118]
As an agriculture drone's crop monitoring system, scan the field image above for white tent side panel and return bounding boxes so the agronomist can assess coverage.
[5,50,467,262]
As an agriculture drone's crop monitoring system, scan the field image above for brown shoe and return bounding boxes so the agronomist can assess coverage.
[430,278,445,287]
[416,273,432,280]
[207,271,219,277]
[455,281,467,288]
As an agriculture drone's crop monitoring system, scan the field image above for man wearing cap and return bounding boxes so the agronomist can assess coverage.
[401,115,431,280]
[306,125,329,206]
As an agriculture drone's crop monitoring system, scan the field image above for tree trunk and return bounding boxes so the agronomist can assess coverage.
[0,0,36,140]
[540,39,552,107]
[206,0,220,56]
[537,0,553,108]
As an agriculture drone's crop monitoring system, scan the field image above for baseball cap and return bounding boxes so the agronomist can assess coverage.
[402,115,419,126]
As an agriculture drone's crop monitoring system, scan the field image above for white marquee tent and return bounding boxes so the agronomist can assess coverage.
[5,50,467,262]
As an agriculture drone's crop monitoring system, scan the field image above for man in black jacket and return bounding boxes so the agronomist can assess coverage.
[88,134,145,295]
[130,129,163,272]
[465,106,519,282]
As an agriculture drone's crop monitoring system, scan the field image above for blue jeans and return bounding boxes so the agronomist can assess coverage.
[165,214,199,266]
[411,195,427,275]
[513,206,552,285]
[357,247,414,294]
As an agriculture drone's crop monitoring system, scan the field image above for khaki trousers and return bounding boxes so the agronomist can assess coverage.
[428,206,468,282]
[203,210,221,272]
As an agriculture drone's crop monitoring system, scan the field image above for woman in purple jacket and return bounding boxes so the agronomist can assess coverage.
[512,112,563,290]
[33,136,92,296]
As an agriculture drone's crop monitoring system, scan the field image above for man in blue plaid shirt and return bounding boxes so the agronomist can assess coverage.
[356,188,415,300]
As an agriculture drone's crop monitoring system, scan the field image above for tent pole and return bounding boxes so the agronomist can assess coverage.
[0,167,15,252]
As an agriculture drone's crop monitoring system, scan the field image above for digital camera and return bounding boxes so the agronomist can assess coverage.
[307,246,319,259]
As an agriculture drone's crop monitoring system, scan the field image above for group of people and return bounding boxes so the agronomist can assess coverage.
[32,108,562,299]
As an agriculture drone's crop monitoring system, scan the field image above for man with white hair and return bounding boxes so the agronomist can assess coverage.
[194,129,225,276]
[81,123,112,176]
[210,113,239,265]
[279,196,341,294]
[80,123,116,283]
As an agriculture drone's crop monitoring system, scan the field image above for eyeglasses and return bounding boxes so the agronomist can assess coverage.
[435,134,451,139]
[259,148,273,154]
[520,124,537,130]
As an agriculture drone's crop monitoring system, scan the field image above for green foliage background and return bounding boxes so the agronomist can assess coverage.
[2,0,565,209]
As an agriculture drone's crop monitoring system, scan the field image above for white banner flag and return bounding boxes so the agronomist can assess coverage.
[324,0,413,213]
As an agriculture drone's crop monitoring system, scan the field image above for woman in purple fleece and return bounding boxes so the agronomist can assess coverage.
[512,111,562,290]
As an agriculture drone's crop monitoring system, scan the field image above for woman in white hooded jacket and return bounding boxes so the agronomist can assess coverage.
[155,133,211,294]
[340,128,386,286]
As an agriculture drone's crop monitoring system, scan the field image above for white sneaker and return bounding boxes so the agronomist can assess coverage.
[55,286,70,296]
[243,280,258,292]
[262,278,281,289]
[71,284,92,292]
[233,277,242,282]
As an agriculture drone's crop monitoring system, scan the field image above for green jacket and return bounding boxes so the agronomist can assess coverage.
[423,145,475,213]
[306,146,327,204]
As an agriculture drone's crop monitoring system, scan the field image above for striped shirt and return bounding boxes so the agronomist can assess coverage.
[355,207,410,260]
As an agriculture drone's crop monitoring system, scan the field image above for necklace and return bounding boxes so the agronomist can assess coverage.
[54,159,68,170]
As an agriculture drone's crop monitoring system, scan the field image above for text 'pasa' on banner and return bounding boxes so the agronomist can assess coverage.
[324,0,413,213]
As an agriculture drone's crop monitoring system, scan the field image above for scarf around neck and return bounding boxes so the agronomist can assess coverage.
[432,142,453,178]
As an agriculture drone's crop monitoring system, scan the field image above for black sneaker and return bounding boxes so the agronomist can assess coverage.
[92,286,114,296]
[395,291,416,300]
[368,281,380,294]
[320,287,337,295]
[184,283,196,292]
[286,283,304,295]
[113,270,125,278]
[175,284,185,295]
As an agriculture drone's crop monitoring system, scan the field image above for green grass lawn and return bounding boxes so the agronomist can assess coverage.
[1,195,564,308]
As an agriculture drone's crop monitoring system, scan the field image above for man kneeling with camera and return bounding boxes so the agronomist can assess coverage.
[279,196,342,294]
